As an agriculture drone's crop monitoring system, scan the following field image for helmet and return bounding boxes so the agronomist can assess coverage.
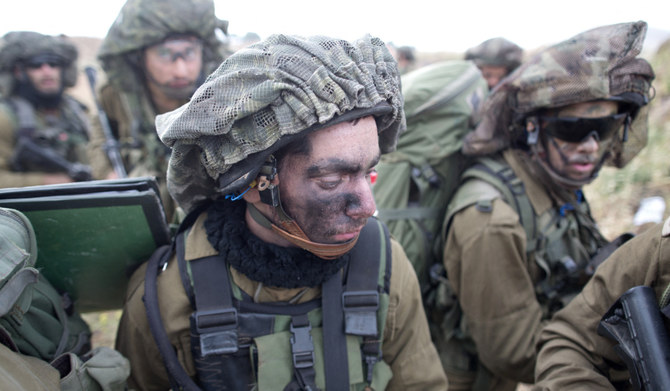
[463,21,655,173]
[0,31,78,95]
[97,0,228,91]
[465,37,523,72]
[156,34,405,213]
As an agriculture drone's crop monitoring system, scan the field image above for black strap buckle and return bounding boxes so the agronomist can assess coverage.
[192,308,239,356]
[343,291,379,336]
[290,320,316,369]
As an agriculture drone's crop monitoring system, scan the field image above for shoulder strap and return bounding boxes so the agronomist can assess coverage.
[8,97,37,137]
[456,157,538,253]
[342,218,391,384]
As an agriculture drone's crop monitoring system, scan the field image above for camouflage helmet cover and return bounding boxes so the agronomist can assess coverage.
[0,31,79,94]
[157,34,405,212]
[465,37,523,71]
[463,21,655,168]
[97,0,228,91]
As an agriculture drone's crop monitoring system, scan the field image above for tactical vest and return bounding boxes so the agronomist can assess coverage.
[436,155,609,389]
[446,155,608,313]
[8,96,90,164]
[117,91,171,177]
[145,214,394,391]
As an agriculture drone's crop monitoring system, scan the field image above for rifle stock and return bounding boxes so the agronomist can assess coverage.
[11,137,92,181]
[598,285,670,390]
[84,66,127,178]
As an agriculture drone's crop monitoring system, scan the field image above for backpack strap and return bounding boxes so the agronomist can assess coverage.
[7,97,37,138]
[450,156,538,253]
[0,268,38,317]
[342,218,391,384]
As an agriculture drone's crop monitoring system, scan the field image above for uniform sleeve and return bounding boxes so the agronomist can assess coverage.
[115,258,195,391]
[444,199,542,383]
[383,239,449,390]
[533,223,669,390]
[0,103,48,187]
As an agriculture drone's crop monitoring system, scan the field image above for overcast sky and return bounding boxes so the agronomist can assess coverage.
[0,0,668,53]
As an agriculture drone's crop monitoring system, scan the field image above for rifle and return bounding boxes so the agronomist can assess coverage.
[11,136,92,181]
[598,285,670,390]
[84,66,127,178]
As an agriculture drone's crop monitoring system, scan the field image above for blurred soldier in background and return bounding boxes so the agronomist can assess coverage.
[0,31,99,187]
[90,0,229,221]
[396,45,417,74]
[440,21,654,390]
[465,37,523,89]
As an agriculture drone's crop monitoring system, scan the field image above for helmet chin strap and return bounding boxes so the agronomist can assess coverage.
[247,156,358,260]
[247,203,358,260]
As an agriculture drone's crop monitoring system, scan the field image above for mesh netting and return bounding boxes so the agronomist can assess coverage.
[156,34,404,212]
[463,21,655,169]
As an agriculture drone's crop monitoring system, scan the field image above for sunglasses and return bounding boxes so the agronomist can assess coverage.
[25,53,64,69]
[539,112,629,143]
[26,60,62,69]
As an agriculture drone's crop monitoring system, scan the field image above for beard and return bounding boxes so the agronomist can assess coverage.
[14,78,63,109]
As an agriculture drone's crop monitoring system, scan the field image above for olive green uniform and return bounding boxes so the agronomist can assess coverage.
[0,96,98,188]
[442,149,604,390]
[0,344,60,390]
[533,219,670,390]
[88,83,175,219]
[116,212,448,390]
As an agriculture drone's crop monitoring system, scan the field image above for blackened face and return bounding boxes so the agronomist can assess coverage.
[540,100,619,183]
[277,116,380,244]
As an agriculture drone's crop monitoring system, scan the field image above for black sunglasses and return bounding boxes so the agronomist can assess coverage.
[539,112,628,143]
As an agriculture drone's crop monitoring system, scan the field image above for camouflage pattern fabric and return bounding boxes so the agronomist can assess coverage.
[464,37,523,71]
[463,21,655,168]
[0,31,78,95]
[157,34,405,212]
[97,0,228,92]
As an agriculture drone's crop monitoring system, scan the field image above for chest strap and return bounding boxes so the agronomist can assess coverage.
[145,209,391,390]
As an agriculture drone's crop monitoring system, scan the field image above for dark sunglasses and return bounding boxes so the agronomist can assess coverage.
[25,53,64,69]
[26,60,62,69]
[539,112,629,143]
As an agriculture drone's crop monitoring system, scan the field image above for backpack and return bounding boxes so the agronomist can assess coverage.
[0,206,131,391]
[0,207,91,361]
[144,207,393,391]
[372,60,488,295]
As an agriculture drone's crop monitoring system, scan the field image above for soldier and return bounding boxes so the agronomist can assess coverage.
[465,37,523,89]
[90,0,229,220]
[439,21,654,390]
[533,218,670,389]
[115,34,448,390]
[0,31,98,187]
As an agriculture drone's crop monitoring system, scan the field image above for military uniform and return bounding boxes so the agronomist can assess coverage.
[0,31,103,188]
[91,0,229,220]
[116,211,448,390]
[441,149,606,390]
[0,96,93,187]
[0,344,61,390]
[533,219,670,390]
[437,22,655,391]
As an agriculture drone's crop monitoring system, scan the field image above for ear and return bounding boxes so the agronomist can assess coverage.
[242,187,261,203]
